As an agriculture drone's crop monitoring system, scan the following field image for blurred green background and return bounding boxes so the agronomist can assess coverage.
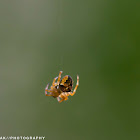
[0,0,139,140]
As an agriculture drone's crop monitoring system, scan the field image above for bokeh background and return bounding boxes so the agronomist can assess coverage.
[0,0,139,140]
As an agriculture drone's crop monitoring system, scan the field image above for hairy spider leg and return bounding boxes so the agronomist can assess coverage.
[57,93,68,103]
[70,75,79,96]
[62,93,68,100]
[64,92,70,97]
[45,84,52,96]
[57,96,64,103]
[51,76,58,88]
[57,95,64,103]
[56,71,63,85]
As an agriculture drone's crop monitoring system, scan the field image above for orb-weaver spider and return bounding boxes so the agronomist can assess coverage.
[45,71,79,103]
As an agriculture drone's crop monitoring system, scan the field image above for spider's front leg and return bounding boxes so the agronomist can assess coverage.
[56,71,63,85]
[45,84,53,96]
[51,76,58,88]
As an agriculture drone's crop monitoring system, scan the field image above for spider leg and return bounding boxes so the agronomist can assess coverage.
[62,93,68,100]
[64,92,70,97]
[56,71,63,85]
[51,76,58,87]
[45,84,53,96]
[70,75,79,96]
[57,93,68,103]
[57,96,65,103]
[57,97,61,102]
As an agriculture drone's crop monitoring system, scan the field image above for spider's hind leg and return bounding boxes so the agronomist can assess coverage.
[70,75,79,96]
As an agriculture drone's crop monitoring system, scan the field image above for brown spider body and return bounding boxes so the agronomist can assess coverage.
[59,75,73,92]
[45,71,79,103]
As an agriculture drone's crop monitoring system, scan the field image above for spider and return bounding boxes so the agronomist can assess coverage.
[45,71,79,103]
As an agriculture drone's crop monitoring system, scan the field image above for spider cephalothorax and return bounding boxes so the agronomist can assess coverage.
[45,71,79,103]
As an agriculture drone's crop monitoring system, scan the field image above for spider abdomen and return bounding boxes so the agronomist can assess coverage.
[59,75,73,92]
